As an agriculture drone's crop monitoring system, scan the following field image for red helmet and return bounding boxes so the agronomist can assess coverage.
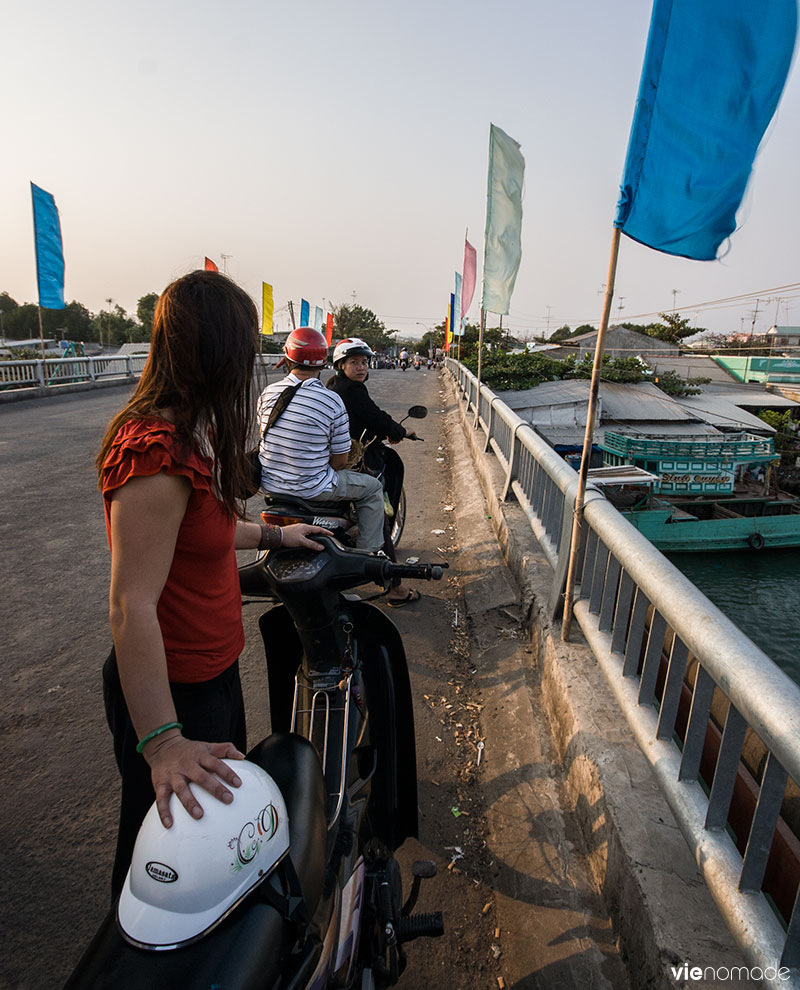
[283,327,328,367]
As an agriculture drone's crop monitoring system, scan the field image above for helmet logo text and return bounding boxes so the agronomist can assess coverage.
[230,803,280,871]
[146,861,178,883]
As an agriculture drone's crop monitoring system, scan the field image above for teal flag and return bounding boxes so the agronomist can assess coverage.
[314,305,324,331]
[481,124,524,316]
[31,182,65,309]
[615,0,797,260]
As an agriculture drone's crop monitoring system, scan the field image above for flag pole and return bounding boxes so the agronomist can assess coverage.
[473,307,486,428]
[38,305,47,365]
[561,225,621,640]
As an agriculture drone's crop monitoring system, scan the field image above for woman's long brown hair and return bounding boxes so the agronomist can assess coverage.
[96,270,259,517]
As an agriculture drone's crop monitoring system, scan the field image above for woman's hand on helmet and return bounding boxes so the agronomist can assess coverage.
[281,523,333,550]
[142,733,245,829]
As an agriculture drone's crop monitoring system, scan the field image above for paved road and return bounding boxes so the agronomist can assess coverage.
[1,367,628,990]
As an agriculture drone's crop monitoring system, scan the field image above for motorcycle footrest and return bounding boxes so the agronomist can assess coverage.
[396,911,444,942]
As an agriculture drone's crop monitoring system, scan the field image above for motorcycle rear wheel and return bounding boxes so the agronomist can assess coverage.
[390,490,406,547]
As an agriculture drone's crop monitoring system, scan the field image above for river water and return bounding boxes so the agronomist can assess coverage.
[667,549,800,684]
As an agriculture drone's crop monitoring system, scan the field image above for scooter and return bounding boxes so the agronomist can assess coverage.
[65,536,446,989]
[261,407,426,550]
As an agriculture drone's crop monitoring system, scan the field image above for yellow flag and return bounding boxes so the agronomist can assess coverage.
[261,282,274,335]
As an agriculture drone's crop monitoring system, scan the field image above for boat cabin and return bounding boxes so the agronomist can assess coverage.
[599,431,777,496]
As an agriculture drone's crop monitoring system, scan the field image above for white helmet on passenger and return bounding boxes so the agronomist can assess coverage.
[118,760,289,949]
[333,337,374,367]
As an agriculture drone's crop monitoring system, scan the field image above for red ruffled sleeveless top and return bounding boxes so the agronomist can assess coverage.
[102,419,244,683]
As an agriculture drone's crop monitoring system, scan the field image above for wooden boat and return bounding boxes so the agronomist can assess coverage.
[590,432,800,552]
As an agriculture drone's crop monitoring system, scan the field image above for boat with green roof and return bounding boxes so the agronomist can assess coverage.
[590,431,800,552]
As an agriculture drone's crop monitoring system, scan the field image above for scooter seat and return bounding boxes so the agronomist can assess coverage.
[247,732,327,915]
[264,493,350,518]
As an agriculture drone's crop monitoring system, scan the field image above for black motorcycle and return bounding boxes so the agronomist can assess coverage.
[261,406,426,550]
[65,536,445,989]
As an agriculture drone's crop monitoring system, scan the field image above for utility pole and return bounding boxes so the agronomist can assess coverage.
[750,298,760,340]
[103,297,114,350]
[546,305,551,336]
[671,288,681,312]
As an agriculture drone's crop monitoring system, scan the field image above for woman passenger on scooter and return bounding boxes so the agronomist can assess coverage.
[96,270,329,898]
[327,337,421,606]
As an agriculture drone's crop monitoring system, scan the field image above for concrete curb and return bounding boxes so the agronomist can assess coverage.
[0,377,137,404]
[446,378,756,990]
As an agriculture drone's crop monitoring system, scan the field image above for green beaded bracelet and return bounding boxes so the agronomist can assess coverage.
[136,721,183,754]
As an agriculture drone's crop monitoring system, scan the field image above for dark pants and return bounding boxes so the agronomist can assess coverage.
[102,648,247,900]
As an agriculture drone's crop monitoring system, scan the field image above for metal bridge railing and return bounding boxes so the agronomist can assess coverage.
[446,357,800,988]
[0,355,148,390]
[0,352,283,394]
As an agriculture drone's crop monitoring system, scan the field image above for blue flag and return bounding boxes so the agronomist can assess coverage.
[31,182,65,309]
[615,0,797,261]
[300,298,310,326]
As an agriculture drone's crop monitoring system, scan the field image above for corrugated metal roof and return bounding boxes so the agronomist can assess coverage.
[535,420,721,450]
[117,342,151,355]
[534,425,587,447]
[673,394,776,432]
[500,379,699,421]
[644,354,737,383]
[700,382,800,409]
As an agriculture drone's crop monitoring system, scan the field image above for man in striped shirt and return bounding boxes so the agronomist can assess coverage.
[257,327,385,550]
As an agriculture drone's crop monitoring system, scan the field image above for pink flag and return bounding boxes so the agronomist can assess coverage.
[460,234,477,320]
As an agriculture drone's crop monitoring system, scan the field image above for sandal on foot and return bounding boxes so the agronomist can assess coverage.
[387,589,421,608]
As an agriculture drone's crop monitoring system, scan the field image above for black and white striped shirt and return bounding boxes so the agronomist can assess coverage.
[257,374,351,497]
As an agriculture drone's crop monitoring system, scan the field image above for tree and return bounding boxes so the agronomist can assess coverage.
[91,303,141,347]
[136,293,159,339]
[332,303,398,352]
[549,324,573,342]
[0,292,19,314]
[461,349,709,396]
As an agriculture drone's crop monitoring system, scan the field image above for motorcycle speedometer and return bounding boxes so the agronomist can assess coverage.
[268,552,328,583]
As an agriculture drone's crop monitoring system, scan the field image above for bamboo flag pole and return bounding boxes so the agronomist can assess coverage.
[473,307,486,428]
[37,306,47,366]
[561,225,622,640]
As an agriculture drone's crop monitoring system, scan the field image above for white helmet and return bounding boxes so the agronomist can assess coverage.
[333,337,374,366]
[118,760,290,949]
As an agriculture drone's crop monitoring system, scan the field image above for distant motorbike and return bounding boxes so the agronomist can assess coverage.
[65,535,446,989]
[260,406,427,550]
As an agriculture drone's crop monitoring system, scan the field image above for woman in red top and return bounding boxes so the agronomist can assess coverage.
[98,270,328,897]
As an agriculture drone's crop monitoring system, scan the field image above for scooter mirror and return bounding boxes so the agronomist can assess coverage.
[407,405,428,419]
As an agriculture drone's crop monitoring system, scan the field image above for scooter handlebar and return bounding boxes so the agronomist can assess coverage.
[364,558,448,583]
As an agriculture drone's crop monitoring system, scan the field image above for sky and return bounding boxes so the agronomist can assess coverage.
[3,0,800,340]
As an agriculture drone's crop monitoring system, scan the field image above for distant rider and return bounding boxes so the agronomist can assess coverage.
[257,327,385,551]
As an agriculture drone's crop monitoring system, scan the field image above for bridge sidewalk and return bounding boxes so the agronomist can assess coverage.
[444,373,758,990]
